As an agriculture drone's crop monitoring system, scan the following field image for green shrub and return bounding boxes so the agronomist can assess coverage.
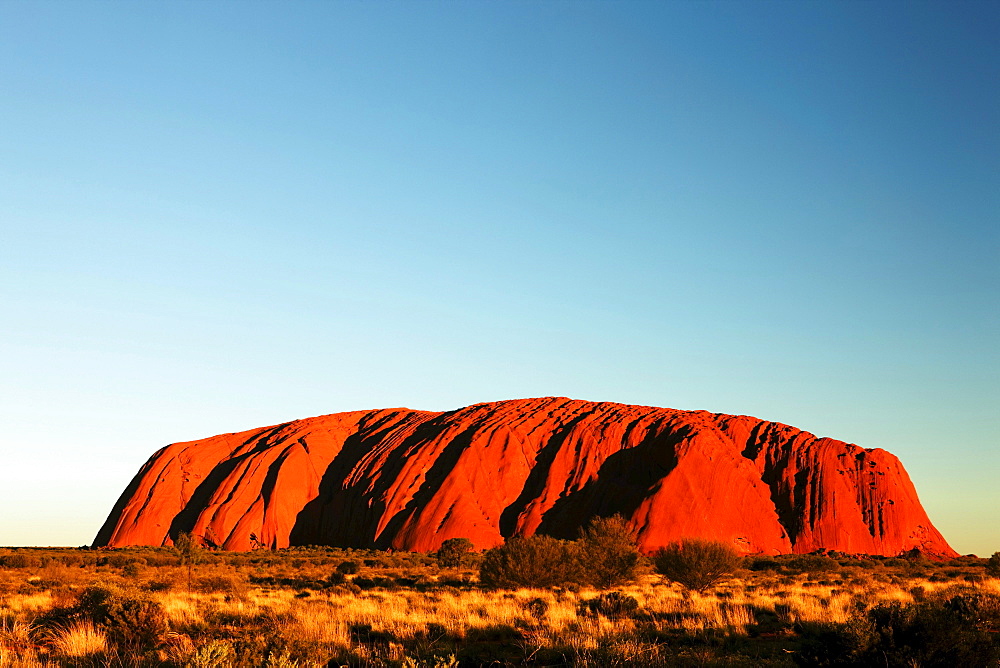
[436,538,475,568]
[75,583,167,650]
[986,552,1000,578]
[264,650,301,668]
[949,555,982,567]
[141,552,179,567]
[352,575,397,590]
[748,557,781,572]
[100,554,146,568]
[652,538,741,593]
[336,560,360,575]
[479,535,580,589]
[195,574,248,596]
[145,578,175,592]
[56,553,84,568]
[174,532,205,591]
[0,553,42,569]
[401,654,458,668]
[576,515,641,588]
[523,597,549,619]
[581,591,640,619]
[787,554,839,574]
[122,562,144,579]
[185,639,236,668]
[796,594,1000,667]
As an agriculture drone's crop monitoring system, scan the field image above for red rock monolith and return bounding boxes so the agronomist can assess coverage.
[93,397,956,557]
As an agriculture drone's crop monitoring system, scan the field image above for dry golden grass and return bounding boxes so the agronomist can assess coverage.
[138,574,978,649]
[0,550,995,666]
[0,651,48,668]
[0,619,41,666]
[1,594,52,617]
[47,620,107,658]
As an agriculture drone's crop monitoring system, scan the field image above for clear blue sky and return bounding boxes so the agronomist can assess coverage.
[1,1,997,554]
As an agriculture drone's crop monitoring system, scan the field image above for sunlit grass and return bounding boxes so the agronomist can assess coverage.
[47,620,107,658]
[0,549,994,666]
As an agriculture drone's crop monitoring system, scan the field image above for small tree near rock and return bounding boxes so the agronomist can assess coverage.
[653,538,741,593]
[174,531,204,592]
[479,535,580,588]
[577,515,641,588]
[436,537,475,568]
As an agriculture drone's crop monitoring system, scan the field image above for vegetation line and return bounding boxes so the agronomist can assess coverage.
[0,532,998,666]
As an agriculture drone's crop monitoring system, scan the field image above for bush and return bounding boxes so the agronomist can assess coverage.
[796,595,1000,666]
[436,538,475,568]
[986,552,1000,578]
[195,574,247,596]
[576,515,641,589]
[140,552,178,567]
[748,557,781,572]
[145,579,175,592]
[336,560,360,575]
[100,554,146,569]
[122,562,143,579]
[56,553,84,568]
[653,539,741,593]
[523,597,549,619]
[0,553,42,569]
[477,517,641,589]
[185,639,236,668]
[787,554,840,575]
[352,576,397,590]
[581,591,640,619]
[479,535,580,589]
[75,583,167,650]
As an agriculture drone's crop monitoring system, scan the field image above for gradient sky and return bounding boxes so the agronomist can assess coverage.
[1,1,997,554]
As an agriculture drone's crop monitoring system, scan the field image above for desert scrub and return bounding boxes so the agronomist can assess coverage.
[575,515,642,589]
[653,539,742,593]
[479,516,643,590]
[74,582,169,651]
[579,591,640,619]
[480,535,582,588]
[796,592,1000,666]
[435,539,475,569]
[3,546,1000,666]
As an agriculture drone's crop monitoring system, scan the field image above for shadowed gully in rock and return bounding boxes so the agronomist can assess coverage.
[93,397,956,557]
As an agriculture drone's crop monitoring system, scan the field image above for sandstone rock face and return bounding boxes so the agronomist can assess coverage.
[94,397,956,557]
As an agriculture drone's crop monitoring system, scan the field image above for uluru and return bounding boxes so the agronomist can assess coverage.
[94,397,956,558]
